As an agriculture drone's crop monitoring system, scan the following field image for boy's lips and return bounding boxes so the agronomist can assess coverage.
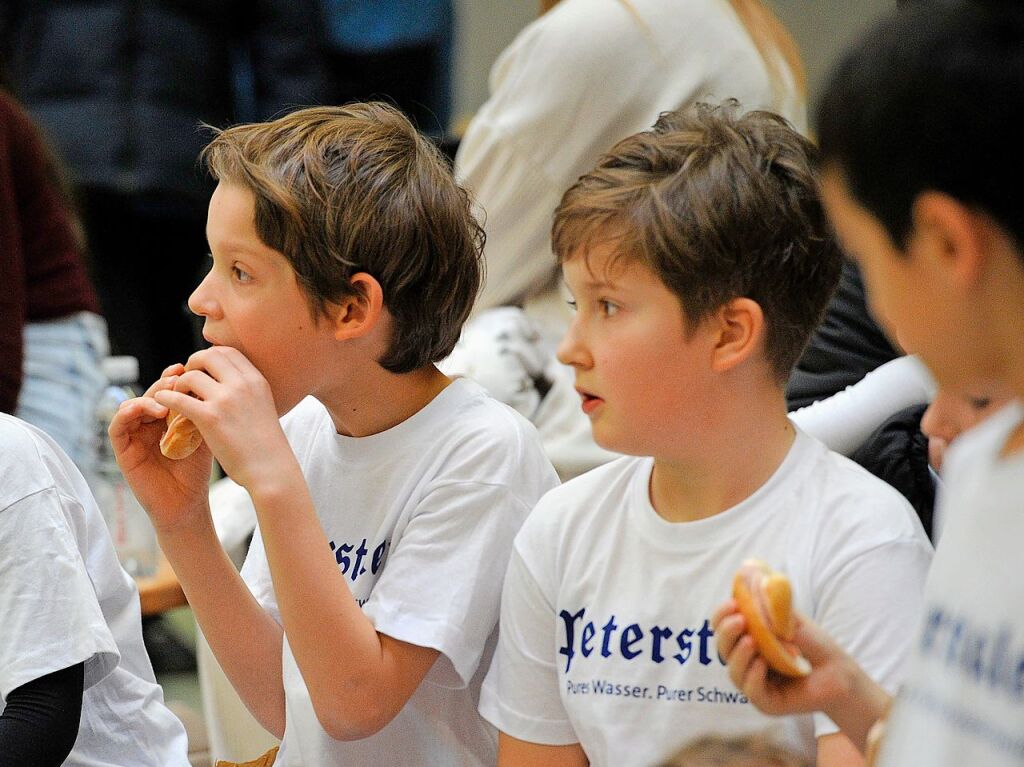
[575,387,604,415]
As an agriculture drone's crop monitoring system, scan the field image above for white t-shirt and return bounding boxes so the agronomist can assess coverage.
[0,414,189,767]
[878,402,1024,766]
[240,378,559,766]
[480,429,933,766]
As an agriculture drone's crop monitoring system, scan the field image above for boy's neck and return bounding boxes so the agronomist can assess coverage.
[648,391,796,524]
[320,364,452,438]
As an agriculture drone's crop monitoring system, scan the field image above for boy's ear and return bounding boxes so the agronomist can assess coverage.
[332,272,384,341]
[910,192,986,287]
[709,297,764,374]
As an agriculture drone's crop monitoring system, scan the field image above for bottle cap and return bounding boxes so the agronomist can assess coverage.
[101,355,140,386]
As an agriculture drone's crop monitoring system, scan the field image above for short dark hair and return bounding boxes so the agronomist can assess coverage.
[552,101,840,383]
[816,3,1024,252]
[202,103,485,374]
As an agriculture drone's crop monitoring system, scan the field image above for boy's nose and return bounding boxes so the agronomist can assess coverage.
[187,272,219,319]
[556,320,590,369]
[920,394,960,445]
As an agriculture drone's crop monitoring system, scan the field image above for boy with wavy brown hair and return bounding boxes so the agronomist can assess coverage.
[110,102,558,766]
[479,102,931,767]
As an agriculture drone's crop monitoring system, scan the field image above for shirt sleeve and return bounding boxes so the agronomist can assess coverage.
[478,544,578,745]
[790,355,936,456]
[811,537,933,737]
[361,479,533,689]
[0,661,84,766]
[0,489,119,701]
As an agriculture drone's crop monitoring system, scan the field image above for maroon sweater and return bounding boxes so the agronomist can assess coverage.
[0,91,100,413]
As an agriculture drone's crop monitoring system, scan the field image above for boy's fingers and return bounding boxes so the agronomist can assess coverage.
[160,362,186,379]
[725,634,758,691]
[185,345,247,380]
[173,369,219,402]
[153,389,205,422]
[142,374,180,399]
[713,612,745,659]
[740,656,771,702]
[710,598,738,628]
[791,611,834,664]
[112,397,168,426]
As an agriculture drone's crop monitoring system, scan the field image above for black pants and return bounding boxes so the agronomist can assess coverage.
[81,190,208,388]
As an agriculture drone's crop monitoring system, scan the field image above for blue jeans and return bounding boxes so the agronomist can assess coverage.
[16,311,109,482]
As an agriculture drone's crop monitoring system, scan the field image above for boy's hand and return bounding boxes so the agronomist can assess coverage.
[712,599,891,752]
[110,363,214,531]
[153,346,296,496]
[713,598,859,715]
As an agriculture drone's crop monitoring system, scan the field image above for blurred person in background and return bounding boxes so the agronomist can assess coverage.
[0,78,107,485]
[0,0,326,388]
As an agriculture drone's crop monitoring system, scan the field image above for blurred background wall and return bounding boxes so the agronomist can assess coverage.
[451,0,896,130]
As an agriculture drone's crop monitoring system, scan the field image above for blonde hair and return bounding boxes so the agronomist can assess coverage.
[659,733,810,767]
[726,0,807,97]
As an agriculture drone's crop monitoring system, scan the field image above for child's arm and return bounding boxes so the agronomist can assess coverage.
[111,369,287,735]
[152,347,443,739]
[790,354,935,456]
[0,663,84,766]
[818,732,868,767]
[497,732,589,767]
[712,601,891,753]
[236,476,441,739]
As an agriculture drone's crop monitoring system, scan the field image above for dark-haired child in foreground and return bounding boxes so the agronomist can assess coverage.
[714,4,1024,766]
[477,103,933,767]
[111,103,558,766]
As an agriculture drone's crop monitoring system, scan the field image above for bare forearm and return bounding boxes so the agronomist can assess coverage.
[250,474,420,738]
[158,514,286,736]
[822,658,893,754]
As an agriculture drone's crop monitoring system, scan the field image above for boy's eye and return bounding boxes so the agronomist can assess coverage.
[967,395,992,410]
[600,299,619,317]
[566,299,578,312]
[232,265,253,283]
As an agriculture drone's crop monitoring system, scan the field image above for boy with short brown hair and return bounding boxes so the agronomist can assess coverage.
[111,102,558,766]
[478,103,932,767]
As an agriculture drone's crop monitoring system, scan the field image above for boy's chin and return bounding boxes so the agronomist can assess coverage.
[591,429,648,458]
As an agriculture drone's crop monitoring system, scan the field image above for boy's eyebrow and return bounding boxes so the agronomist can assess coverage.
[573,273,622,290]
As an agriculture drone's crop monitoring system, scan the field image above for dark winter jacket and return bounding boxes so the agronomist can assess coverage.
[1,0,326,207]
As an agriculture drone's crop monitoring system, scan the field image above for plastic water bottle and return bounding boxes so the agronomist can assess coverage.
[90,355,158,578]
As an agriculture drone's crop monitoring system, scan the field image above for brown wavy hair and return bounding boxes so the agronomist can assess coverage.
[552,101,839,383]
[202,103,485,374]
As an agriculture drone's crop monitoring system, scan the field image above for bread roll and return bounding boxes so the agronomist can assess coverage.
[732,559,811,677]
[159,410,203,460]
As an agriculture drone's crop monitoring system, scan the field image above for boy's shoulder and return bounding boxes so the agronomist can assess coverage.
[288,378,540,442]
[788,430,929,545]
[287,379,557,484]
[522,454,647,534]
[0,413,61,511]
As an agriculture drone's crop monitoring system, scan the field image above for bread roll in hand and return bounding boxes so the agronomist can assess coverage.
[159,410,203,460]
[732,559,811,678]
